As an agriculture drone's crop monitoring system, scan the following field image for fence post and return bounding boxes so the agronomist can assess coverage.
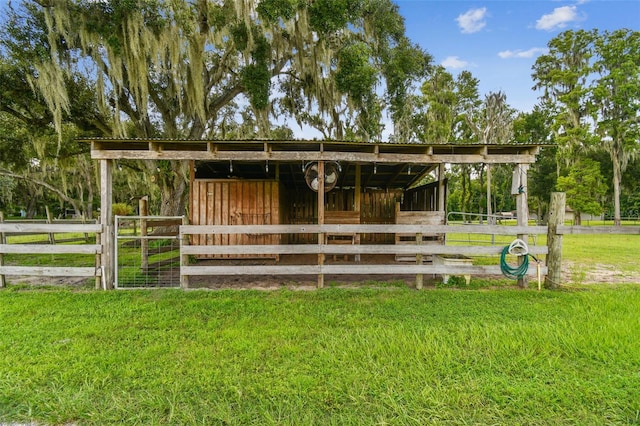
[415,232,423,290]
[140,196,149,272]
[0,211,5,288]
[95,231,102,290]
[180,216,190,290]
[317,161,325,289]
[515,164,529,288]
[545,192,565,289]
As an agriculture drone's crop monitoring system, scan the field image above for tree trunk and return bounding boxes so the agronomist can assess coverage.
[612,156,622,226]
[158,161,190,217]
[142,160,189,217]
[26,196,38,219]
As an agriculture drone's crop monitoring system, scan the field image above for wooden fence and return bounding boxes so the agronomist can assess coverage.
[180,224,549,289]
[2,192,638,290]
[544,192,640,288]
[0,221,103,289]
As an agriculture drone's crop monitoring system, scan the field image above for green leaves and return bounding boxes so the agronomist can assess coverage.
[309,0,360,35]
[336,42,377,102]
[241,63,270,110]
[556,158,606,219]
[532,29,640,224]
[256,0,297,25]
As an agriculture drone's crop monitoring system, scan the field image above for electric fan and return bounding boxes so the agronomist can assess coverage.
[304,162,339,192]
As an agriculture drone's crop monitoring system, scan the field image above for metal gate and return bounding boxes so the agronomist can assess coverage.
[115,216,183,288]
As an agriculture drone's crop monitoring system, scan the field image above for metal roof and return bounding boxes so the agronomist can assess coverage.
[79,138,547,190]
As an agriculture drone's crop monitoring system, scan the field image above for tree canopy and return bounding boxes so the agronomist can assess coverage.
[0,2,638,223]
[1,0,430,215]
[533,28,640,225]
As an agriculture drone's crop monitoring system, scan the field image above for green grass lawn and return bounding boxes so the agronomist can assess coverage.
[1,286,639,425]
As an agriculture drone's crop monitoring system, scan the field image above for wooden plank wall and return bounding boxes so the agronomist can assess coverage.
[401,181,439,211]
[190,182,405,247]
[190,180,280,258]
[361,190,402,243]
[285,189,402,243]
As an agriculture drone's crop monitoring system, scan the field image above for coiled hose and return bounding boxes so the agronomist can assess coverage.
[500,245,530,280]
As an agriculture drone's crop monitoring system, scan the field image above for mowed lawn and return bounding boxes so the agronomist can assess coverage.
[1,286,639,425]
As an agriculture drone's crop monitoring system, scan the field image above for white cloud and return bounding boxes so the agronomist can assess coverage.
[535,6,580,31]
[498,47,548,59]
[441,56,469,69]
[456,7,488,34]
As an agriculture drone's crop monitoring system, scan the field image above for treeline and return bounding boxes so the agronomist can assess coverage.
[0,1,637,223]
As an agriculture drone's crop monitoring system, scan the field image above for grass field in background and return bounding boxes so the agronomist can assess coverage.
[1,286,639,425]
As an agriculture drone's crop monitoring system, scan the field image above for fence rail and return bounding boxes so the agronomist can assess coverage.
[180,224,549,289]
[0,221,103,288]
[557,225,640,235]
[3,201,638,290]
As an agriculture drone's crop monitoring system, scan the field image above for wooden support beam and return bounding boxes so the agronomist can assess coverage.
[90,149,539,164]
[515,164,529,288]
[317,161,325,288]
[100,159,114,289]
[438,164,446,214]
[354,164,361,262]
[486,164,493,225]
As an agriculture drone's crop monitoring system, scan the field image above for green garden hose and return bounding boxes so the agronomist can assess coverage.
[500,242,530,280]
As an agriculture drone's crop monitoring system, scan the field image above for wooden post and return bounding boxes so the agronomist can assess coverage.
[354,163,361,262]
[180,215,190,289]
[415,232,423,290]
[354,164,361,213]
[139,196,149,272]
[438,164,446,214]
[317,161,325,288]
[515,164,529,288]
[95,231,102,290]
[0,211,5,288]
[545,192,565,289]
[486,164,492,225]
[100,159,114,289]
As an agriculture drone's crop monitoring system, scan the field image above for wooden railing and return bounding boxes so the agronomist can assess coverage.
[0,222,103,288]
[180,224,549,289]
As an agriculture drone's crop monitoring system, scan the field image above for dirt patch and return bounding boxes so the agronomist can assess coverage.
[4,256,638,290]
[562,261,640,284]
[3,275,95,288]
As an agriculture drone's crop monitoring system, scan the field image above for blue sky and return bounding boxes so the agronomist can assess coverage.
[396,0,640,113]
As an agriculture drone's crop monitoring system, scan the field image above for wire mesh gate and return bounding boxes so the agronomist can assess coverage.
[115,216,183,288]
